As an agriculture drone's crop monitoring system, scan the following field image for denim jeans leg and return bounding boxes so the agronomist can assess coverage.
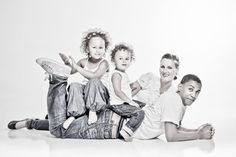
[84,79,110,112]
[109,104,145,133]
[62,109,114,139]
[67,82,86,117]
[47,74,69,138]
[79,109,114,139]
[26,119,49,130]
[47,75,115,139]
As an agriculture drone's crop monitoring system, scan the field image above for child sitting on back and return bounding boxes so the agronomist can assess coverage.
[107,43,144,141]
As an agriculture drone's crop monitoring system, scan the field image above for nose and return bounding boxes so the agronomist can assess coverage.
[190,92,197,100]
[96,49,101,53]
[162,68,168,73]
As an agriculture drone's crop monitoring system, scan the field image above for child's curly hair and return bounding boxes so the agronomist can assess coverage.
[110,43,135,62]
[80,28,111,56]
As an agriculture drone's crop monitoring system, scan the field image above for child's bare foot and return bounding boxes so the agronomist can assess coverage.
[88,111,97,125]
[63,117,75,129]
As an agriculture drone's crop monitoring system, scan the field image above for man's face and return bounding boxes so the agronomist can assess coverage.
[178,80,202,106]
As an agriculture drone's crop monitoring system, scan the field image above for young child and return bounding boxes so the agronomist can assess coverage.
[59,28,112,126]
[108,43,144,141]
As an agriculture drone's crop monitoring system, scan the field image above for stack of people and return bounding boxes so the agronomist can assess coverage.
[8,28,215,142]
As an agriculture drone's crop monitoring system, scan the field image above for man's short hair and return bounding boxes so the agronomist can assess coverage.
[180,74,202,85]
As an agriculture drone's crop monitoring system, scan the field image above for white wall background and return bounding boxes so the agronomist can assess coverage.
[1,0,236,130]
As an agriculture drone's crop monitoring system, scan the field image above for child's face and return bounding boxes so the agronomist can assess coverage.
[159,58,178,83]
[87,37,106,60]
[113,50,132,72]
[178,80,201,106]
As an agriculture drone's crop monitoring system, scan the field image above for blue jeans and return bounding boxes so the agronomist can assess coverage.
[47,75,118,139]
[26,119,49,130]
[108,104,145,133]
[67,79,110,117]
[24,79,110,131]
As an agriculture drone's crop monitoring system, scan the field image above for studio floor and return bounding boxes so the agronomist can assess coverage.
[0,119,235,157]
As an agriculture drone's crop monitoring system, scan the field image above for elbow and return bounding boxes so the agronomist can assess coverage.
[165,134,175,142]
[114,90,122,97]
[165,132,179,142]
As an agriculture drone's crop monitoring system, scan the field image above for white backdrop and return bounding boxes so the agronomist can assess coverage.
[1,0,236,131]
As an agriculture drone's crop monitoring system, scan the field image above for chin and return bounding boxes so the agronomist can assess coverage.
[162,78,171,83]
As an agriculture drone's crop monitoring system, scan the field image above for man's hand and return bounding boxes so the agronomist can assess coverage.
[197,123,215,139]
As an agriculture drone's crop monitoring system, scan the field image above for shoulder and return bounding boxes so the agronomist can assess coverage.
[160,90,182,107]
[139,72,159,81]
[138,72,160,88]
[99,59,109,68]
[111,70,122,77]
[111,71,122,82]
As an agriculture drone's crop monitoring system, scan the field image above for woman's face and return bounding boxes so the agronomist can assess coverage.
[159,58,178,83]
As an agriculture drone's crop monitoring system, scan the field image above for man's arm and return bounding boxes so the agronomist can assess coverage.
[178,126,197,132]
[178,123,213,132]
[164,122,213,142]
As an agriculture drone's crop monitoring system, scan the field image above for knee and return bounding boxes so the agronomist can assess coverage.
[137,110,145,121]
[69,82,83,88]
[50,128,63,138]
[86,79,103,88]
[88,78,102,85]
[68,82,84,91]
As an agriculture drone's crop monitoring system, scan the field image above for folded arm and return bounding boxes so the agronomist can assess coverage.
[70,56,109,79]
[164,122,214,142]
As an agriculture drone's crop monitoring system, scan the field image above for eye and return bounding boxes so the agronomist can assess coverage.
[160,65,165,69]
[125,58,130,61]
[167,66,173,70]
[188,88,193,92]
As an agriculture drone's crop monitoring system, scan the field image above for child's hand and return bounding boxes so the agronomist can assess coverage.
[69,56,77,69]
[130,101,140,108]
[59,53,71,66]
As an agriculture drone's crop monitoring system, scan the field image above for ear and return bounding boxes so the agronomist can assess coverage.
[85,46,90,54]
[178,83,183,92]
